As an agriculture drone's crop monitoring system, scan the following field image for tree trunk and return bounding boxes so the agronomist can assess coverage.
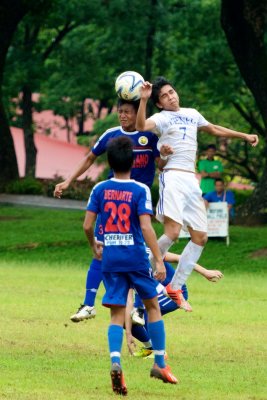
[0,1,29,184]
[77,99,85,135]
[145,0,157,116]
[64,116,71,143]
[221,0,267,222]
[22,85,37,177]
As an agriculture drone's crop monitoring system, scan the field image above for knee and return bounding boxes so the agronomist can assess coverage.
[191,232,208,247]
[197,232,208,247]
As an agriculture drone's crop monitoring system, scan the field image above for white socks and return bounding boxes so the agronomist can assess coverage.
[149,234,174,272]
[157,234,174,258]
[171,240,204,290]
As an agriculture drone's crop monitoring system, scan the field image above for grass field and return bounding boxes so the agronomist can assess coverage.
[0,204,266,400]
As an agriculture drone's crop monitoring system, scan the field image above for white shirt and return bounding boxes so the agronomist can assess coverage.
[149,108,209,172]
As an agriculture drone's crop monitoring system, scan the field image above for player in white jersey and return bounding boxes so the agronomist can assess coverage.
[136,76,259,312]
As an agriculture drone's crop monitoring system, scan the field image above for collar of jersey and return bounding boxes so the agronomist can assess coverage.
[120,127,139,135]
[110,178,134,183]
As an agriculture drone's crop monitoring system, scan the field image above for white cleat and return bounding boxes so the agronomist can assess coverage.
[70,305,96,323]
[130,307,145,326]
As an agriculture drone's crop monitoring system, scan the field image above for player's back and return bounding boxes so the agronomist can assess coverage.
[87,178,153,272]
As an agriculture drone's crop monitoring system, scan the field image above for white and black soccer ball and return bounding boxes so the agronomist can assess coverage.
[115,71,144,101]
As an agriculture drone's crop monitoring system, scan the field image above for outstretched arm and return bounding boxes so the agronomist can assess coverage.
[164,251,223,282]
[54,151,97,198]
[200,124,259,147]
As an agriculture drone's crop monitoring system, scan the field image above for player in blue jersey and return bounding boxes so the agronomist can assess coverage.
[83,136,178,394]
[54,99,166,322]
[125,253,223,358]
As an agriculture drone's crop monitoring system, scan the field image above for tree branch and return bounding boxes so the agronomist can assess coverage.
[42,21,77,61]
[232,101,265,137]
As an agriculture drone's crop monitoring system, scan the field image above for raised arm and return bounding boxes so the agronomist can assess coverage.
[54,151,97,198]
[200,124,259,147]
[136,82,156,132]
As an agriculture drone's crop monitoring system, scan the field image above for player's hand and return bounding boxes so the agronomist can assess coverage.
[246,134,259,147]
[54,181,70,198]
[93,240,103,259]
[154,260,166,282]
[126,332,136,355]
[159,144,174,156]
[204,269,223,282]
[140,81,152,100]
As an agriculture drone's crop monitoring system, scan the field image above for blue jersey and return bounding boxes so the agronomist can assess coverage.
[92,126,159,188]
[87,178,153,272]
[203,190,235,217]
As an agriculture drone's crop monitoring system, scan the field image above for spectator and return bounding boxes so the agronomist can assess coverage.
[198,144,223,195]
[204,178,235,221]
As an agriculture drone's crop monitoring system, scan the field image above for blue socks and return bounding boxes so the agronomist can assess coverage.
[148,320,166,368]
[108,324,123,365]
[83,259,102,306]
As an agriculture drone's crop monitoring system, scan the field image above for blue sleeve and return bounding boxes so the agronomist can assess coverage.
[91,130,111,156]
[137,185,153,216]
[203,192,212,202]
[86,186,100,214]
[227,191,235,205]
[151,133,160,158]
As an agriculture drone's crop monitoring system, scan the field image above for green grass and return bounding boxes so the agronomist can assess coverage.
[0,205,266,399]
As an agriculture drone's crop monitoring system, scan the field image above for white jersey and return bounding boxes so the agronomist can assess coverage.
[149,107,209,172]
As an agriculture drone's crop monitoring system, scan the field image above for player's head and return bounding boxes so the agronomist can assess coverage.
[117,98,140,132]
[107,136,134,173]
[215,178,225,194]
[151,76,180,111]
[206,144,217,159]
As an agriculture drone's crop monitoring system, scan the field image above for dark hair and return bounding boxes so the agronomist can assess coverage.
[207,144,216,150]
[151,76,175,105]
[215,178,224,183]
[117,98,140,113]
[107,136,134,172]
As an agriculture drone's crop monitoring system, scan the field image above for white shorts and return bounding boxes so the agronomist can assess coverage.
[156,170,207,233]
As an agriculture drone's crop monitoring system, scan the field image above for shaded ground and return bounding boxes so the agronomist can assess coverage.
[250,248,267,258]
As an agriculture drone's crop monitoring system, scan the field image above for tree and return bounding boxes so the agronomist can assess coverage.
[221,0,267,222]
[4,0,103,176]
[0,0,29,184]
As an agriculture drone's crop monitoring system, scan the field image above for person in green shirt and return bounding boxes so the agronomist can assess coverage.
[198,144,223,195]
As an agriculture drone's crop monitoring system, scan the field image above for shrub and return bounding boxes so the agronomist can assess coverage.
[6,177,43,195]
[232,189,253,208]
[42,177,94,201]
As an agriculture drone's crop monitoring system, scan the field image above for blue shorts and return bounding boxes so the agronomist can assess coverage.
[102,269,159,308]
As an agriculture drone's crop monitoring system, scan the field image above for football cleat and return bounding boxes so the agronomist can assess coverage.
[110,363,127,396]
[165,283,192,312]
[133,347,153,358]
[70,304,96,322]
[131,307,145,326]
[150,364,178,384]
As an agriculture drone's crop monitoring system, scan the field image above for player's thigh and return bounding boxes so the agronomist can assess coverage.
[128,270,159,301]
[157,171,186,225]
[102,272,130,307]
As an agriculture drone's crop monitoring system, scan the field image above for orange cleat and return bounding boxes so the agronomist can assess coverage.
[165,283,192,312]
[150,364,178,384]
[110,363,127,396]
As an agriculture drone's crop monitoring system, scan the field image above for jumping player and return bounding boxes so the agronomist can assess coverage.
[136,76,259,312]
[83,136,178,395]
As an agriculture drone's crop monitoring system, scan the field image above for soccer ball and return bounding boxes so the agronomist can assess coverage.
[115,71,144,101]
